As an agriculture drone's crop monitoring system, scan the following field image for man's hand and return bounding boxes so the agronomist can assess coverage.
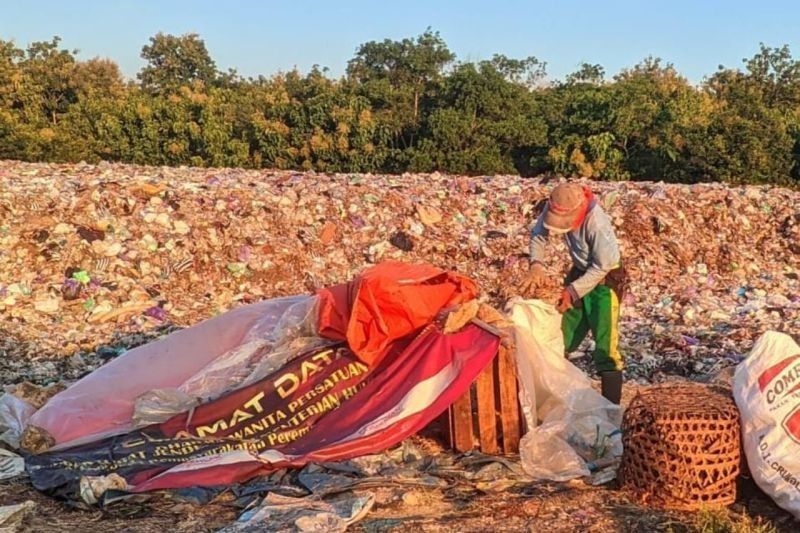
[556,288,575,313]
[519,262,546,294]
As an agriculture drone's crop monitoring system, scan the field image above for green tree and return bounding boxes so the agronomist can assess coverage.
[347,29,454,161]
[536,68,620,178]
[565,63,605,85]
[138,33,219,94]
[696,45,800,184]
[0,37,92,161]
[0,39,26,159]
[610,58,707,181]
[488,54,546,88]
[18,37,79,125]
[411,58,547,175]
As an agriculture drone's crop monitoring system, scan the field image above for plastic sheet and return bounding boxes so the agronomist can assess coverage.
[28,295,312,450]
[26,320,500,495]
[317,261,479,366]
[508,299,622,481]
[131,297,333,426]
[169,295,321,400]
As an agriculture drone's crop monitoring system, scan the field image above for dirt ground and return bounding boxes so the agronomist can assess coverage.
[1,466,795,532]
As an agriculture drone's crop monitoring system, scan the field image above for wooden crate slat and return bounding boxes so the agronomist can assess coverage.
[475,360,499,454]
[497,344,521,454]
[450,389,474,452]
[435,408,453,449]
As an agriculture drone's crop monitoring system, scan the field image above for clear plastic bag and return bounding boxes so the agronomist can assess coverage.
[0,393,36,449]
[30,295,315,450]
[508,299,622,481]
[132,389,199,427]
[177,296,322,399]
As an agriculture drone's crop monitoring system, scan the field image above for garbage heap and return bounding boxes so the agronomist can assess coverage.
[0,161,798,381]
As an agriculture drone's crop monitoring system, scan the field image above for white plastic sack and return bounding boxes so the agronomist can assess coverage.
[734,331,800,519]
[508,299,622,481]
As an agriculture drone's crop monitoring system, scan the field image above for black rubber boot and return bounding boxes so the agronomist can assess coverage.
[601,371,622,405]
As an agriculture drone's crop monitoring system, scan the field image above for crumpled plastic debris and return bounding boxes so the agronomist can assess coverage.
[79,473,129,505]
[0,394,36,449]
[222,493,375,533]
[215,441,531,532]
[132,389,199,426]
[297,466,445,497]
[0,501,35,532]
[0,448,25,481]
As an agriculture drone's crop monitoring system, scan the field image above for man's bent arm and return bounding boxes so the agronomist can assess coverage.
[529,214,548,264]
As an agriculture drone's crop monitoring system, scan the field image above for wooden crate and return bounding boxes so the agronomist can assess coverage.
[446,344,522,455]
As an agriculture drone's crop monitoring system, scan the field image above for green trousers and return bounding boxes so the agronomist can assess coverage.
[562,282,623,373]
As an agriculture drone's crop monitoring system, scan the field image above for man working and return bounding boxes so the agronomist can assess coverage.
[521,183,626,404]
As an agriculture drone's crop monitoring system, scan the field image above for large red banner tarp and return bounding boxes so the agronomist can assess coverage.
[27,324,498,493]
[25,263,497,495]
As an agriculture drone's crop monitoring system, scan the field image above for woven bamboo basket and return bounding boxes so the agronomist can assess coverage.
[619,383,741,511]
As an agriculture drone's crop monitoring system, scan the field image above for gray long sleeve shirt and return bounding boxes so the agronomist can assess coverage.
[529,199,621,298]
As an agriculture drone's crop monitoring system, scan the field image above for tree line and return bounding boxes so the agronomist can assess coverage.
[1,30,799,185]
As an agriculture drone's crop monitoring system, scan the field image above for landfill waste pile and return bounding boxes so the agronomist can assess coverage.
[0,160,797,388]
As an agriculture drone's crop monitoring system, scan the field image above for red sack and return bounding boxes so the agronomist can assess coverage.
[317,262,479,366]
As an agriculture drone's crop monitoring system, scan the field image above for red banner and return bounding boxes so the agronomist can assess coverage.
[28,324,499,493]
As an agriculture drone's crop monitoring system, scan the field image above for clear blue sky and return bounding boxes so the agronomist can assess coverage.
[2,0,799,83]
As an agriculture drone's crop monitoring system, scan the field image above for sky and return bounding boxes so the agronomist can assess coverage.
[2,0,799,84]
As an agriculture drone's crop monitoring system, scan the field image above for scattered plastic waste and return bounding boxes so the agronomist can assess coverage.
[0,449,25,481]
[222,492,375,533]
[0,501,35,532]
